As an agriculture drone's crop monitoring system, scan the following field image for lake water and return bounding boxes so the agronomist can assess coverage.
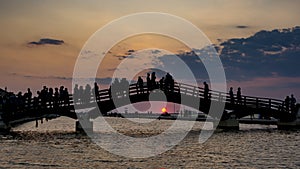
[0,117,299,168]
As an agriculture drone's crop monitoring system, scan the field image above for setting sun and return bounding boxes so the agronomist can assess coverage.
[161,107,167,113]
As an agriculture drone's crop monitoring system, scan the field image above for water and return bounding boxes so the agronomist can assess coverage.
[0,117,299,168]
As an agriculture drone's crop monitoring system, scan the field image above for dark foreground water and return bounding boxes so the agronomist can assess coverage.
[0,117,299,168]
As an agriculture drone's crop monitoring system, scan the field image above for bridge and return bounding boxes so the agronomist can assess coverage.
[0,81,299,133]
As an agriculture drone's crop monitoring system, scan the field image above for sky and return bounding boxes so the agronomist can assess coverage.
[0,0,299,100]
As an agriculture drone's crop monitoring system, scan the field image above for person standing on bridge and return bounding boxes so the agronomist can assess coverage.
[73,84,79,104]
[146,73,151,93]
[237,87,242,105]
[159,77,164,90]
[290,94,296,113]
[151,72,157,89]
[93,82,99,102]
[203,82,209,101]
[285,96,290,112]
[229,87,234,104]
[137,76,144,94]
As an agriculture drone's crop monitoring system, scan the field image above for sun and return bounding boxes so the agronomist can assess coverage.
[161,107,167,113]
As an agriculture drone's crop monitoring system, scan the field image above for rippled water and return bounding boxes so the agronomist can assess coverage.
[0,117,299,168]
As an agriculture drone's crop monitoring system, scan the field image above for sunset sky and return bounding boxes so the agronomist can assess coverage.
[0,0,299,99]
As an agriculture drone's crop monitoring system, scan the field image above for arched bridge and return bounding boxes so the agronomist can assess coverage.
[1,82,299,128]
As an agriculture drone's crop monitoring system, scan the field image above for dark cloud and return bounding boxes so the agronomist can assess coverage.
[154,26,300,82]
[10,72,71,80]
[235,25,249,29]
[28,38,64,46]
[219,26,300,80]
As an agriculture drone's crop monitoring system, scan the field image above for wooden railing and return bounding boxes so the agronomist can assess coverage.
[0,81,295,121]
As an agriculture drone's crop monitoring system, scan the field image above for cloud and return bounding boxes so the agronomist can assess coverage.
[140,26,300,87]
[219,26,300,80]
[28,38,64,46]
[235,25,249,29]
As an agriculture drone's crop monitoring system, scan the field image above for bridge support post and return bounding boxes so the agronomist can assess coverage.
[75,114,93,134]
[217,115,239,130]
[0,113,11,134]
[277,110,300,130]
[277,120,300,130]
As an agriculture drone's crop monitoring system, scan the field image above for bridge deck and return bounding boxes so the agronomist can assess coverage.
[0,82,298,127]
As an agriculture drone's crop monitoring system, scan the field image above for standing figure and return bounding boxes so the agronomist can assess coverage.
[290,94,296,113]
[285,96,290,112]
[146,73,151,93]
[54,88,59,108]
[203,82,209,101]
[84,84,91,104]
[237,87,242,105]
[229,87,234,104]
[137,76,144,94]
[165,73,172,92]
[73,84,79,104]
[151,72,156,89]
[159,77,164,90]
[93,82,99,102]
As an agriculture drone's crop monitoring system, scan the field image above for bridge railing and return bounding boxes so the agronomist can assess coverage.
[0,81,293,122]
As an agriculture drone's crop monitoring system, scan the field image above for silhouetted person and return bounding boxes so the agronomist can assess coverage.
[229,87,234,104]
[159,77,164,90]
[16,92,25,110]
[24,88,32,104]
[120,78,129,97]
[59,86,65,105]
[79,86,84,104]
[146,73,151,92]
[41,86,48,108]
[64,88,70,106]
[47,88,54,108]
[151,72,156,89]
[137,76,144,94]
[93,82,99,102]
[54,88,59,108]
[165,73,173,92]
[112,78,121,97]
[84,84,91,104]
[203,82,209,101]
[237,87,242,104]
[290,94,296,113]
[73,84,79,104]
[285,96,290,112]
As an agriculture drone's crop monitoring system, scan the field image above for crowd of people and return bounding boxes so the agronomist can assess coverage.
[0,72,298,115]
[229,87,243,105]
[0,86,71,112]
[73,82,100,104]
[285,94,297,112]
[136,72,175,94]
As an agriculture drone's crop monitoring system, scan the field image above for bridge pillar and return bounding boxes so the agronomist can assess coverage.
[277,109,300,130]
[217,115,239,130]
[0,113,10,134]
[75,114,93,134]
